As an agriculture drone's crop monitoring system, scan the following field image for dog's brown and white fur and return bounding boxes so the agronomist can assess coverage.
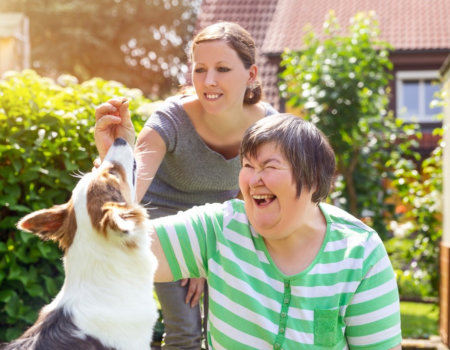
[3,138,158,350]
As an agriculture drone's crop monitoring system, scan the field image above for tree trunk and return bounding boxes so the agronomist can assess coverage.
[338,149,360,217]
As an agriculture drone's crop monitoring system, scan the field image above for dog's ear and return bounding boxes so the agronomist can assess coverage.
[99,202,147,236]
[17,202,77,250]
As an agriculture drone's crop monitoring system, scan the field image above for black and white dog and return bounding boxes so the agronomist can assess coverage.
[3,138,158,350]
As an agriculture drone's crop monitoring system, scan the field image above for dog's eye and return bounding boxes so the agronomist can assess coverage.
[108,169,120,178]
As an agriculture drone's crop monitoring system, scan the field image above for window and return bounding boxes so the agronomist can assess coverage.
[396,70,442,123]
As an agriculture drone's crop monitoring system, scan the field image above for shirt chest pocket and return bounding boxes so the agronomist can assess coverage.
[313,308,341,347]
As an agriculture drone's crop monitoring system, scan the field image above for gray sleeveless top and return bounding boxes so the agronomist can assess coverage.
[142,95,278,218]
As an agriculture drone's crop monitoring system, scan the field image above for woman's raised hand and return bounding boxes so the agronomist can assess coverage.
[94,97,136,160]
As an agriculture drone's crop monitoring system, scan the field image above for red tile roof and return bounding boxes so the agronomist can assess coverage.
[195,0,278,48]
[262,0,450,53]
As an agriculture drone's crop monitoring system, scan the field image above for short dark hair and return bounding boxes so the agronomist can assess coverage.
[240,114,336,203]
[191,21,262,105]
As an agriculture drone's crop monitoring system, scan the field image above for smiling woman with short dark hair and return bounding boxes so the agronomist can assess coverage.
[150,113,402,350]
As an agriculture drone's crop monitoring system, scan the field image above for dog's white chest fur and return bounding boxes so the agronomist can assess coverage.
[51,219,158,350]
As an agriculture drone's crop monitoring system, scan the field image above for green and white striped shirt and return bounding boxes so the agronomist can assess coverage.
[154,199,402,349]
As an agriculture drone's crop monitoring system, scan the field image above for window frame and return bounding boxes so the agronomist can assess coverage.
[395,70,442,123]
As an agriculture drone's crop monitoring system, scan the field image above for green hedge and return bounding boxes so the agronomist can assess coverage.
[0,70,152,341]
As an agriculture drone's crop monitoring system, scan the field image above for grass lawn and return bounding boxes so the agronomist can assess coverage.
[401,301,439,339]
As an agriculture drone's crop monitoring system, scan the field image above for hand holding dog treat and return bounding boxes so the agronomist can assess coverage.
[95,97,135,160]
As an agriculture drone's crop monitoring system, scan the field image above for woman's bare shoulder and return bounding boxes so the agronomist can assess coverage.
[180,95,201,116]
[245,102,269,122]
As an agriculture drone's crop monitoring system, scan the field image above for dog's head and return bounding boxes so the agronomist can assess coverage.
[17,138,148,251]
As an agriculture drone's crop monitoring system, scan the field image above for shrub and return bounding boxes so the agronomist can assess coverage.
[385,127,443,298]
[0,70,151,341]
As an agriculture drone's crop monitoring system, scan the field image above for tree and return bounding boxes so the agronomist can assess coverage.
[0,0,202,98]
[280,11,420,237]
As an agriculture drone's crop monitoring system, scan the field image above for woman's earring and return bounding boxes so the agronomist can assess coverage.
[246,84,254,99]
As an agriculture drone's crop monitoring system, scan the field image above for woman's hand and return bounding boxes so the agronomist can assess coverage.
[181,278,206,308]
[94,97,135,160]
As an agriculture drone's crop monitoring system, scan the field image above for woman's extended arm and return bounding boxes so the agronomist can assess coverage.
[150,224,173,283]
[135,127,167,203]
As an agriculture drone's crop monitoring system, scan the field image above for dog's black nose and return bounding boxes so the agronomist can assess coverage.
[114,138,127,146]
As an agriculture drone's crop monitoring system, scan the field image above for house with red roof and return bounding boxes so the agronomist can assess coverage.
[195,0,450,154]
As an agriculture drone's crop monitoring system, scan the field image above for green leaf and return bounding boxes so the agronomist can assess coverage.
[43,275,60,296]
[4,293,20,317]
[27,284,44,298]
[0,289,16,303]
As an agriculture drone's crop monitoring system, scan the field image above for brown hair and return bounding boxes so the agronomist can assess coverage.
[240,114,336,203]
[191,21,262,105]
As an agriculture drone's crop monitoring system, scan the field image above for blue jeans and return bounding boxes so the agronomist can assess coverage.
[155,281,208,349]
